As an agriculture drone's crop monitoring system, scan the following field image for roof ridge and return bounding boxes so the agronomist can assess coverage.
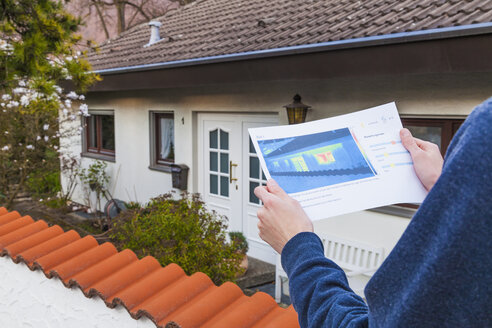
[0,207,299,328]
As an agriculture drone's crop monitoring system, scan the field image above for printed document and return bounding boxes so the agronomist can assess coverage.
[248,102,427,220]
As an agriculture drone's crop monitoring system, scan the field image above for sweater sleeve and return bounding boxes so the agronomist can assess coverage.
[281,232,369,328]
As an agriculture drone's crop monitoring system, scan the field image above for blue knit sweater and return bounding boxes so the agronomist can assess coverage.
[281,98,492,327]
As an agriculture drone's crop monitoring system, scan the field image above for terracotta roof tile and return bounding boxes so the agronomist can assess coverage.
[3,225,64,259]
[88,0,492,71]
[0,214,33,236]
[88,255,161,299]
[34,235,99,273]
[16,229,81,265]
[52,242,118,283]
[0,219,48,248]
[0,210,21,226]
[135,272,214,323]
[0,207,299,327]
[71,248,138,292]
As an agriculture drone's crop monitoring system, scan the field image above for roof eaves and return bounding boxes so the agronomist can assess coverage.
[92,22,492,75]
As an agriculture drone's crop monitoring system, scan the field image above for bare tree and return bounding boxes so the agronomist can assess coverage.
[66,0,182,44]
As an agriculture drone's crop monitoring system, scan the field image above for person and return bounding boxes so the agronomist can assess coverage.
[254,97,492,327]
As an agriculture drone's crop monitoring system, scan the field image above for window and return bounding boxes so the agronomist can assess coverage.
[83,112,115,160]
[401,118,465,155]
[248,137,267,204]
[208,128,229,197]
[150,112,174,171]
[378,117,466,213]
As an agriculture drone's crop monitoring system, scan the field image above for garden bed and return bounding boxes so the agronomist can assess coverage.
[10,199,109,243]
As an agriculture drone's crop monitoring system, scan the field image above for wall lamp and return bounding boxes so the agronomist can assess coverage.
[284,94,311,124]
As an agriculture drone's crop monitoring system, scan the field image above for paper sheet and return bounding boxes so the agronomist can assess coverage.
[248,102,427,220]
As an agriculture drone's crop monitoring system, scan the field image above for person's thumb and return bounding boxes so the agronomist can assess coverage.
[400,128,420,156]
[266,179,288,198]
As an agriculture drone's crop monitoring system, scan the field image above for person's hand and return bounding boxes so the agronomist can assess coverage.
[400,128,444,191]
[254,179,313,254]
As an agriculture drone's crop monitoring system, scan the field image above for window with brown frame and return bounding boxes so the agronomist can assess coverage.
[390,117,465,211]
[401,118,465,156]
[150,112,175,170]
[84,114,115,158]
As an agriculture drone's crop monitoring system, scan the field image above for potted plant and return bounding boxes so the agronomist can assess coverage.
[229,231,249,275]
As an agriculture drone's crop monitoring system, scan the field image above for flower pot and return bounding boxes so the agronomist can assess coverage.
[236,254,248,277]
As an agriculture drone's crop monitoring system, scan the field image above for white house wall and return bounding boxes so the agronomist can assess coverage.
[0,256,155,328]
[59,71,490,263]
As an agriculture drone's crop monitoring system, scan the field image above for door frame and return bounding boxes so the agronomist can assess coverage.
[196,112,278,263]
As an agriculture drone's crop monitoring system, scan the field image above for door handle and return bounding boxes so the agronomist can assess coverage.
[230,161,238,184]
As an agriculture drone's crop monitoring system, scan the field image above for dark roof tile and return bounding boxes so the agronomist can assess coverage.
[87,0,492,71]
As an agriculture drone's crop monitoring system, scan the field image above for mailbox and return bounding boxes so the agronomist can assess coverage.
[170,164,189,190]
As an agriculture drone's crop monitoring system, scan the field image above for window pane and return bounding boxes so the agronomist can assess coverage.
[158,116,174,161]
[220,176,229,197]
[210,174,218,195]
[100,115,115,151]
[210,151,218,172]
[220,129,229,150]
[249,156,260,179]
[249,137,255,153]
[220,153,229,174]
[250,181,260,204]
[87,116,97,148]
[261,170,266,181]
[405,126,442,150]
[452,122,463,135]
[210,129,218,149]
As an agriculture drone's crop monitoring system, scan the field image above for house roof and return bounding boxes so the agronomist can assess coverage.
[0,207,299,328]
[88,0,492,73]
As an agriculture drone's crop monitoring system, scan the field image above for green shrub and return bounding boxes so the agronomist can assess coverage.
[124,201,143,210]
[229,231,249,254]
[110,192,243,285]
[43,197,68,210]
[26,169,61,198]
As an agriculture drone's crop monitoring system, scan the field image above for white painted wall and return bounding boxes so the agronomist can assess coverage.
[0,257,155,328]
[62,72,490,206]
[59,71,490,264]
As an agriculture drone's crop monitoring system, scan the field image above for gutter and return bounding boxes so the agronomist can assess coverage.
[93,23,492,75]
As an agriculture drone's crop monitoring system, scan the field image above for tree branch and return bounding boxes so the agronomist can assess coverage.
[120,0,150,21]
[90,1,110,39]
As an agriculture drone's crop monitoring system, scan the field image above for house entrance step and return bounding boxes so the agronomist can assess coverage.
[236,256,275,289]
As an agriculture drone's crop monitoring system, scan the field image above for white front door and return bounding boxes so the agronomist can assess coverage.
[198,113,278,263]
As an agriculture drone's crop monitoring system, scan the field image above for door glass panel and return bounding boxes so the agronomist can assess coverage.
[220,176,229,197]
[405,126,442,150]
[210,129,218,149]
[210,151,218,172]
[210,174,218,194]
[249,137,255,153]
[220,153,229,174]
[220,129,229,150]
[261,170,266,181]
[249,156,260,179]
[249,181,260,204]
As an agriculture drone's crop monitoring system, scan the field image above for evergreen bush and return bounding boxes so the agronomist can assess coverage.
[110,192,243,285]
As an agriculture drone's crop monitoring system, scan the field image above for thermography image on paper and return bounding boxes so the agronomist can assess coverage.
[257,128,376,193]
